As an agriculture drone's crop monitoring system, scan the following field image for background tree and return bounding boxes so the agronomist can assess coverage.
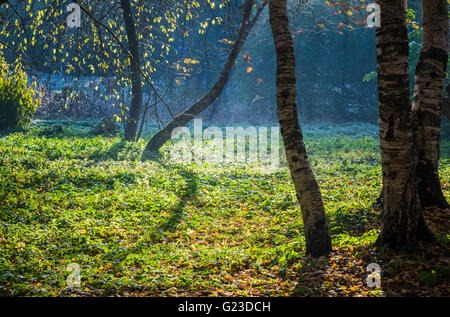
[143,0,267,154]
[412,0,449,209]
[0,0,187,122]
[120,0,143,141]
[269,0,331,257]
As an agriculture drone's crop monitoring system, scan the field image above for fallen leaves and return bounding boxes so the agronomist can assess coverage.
[292,207,450,297]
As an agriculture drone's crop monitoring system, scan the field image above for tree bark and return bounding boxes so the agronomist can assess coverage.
[412,0,449,209]
[121,0,143,141]
[375,0,434,250]
[143,0,266,154]
[269,0,331,257]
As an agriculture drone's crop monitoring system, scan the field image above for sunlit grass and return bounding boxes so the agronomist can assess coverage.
[0,120,448,296]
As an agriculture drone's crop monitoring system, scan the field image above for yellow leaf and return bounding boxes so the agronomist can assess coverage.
[246,67,253,73]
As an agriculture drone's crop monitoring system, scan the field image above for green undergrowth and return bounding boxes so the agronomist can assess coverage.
[0,120,448,296]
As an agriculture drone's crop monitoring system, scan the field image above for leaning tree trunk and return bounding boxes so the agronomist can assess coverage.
[121,0,143,141]
[269,0,331,257]
[375,0,433,250]
[143,0,266,154]
[412,0,449,209]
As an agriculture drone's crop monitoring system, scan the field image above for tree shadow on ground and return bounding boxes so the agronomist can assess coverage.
[142,152,199,232]
[103,140,127,160]
[291,256,331,296]
[158,166,198,232]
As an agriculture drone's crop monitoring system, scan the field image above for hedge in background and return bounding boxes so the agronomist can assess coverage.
[0,54,40,131]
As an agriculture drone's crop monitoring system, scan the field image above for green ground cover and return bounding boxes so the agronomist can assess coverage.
[0,120,448,296]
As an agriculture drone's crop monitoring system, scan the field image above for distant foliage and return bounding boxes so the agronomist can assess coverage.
[90,117,119,137]
[0,55,40,131]
[37,124,64,137]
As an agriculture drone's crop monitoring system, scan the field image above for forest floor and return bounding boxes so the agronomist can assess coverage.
[0,119,449,297]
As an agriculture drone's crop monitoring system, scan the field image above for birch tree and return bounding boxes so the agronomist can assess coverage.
[375,0,434,249]
[269,0,332,257]
[412,0,449,209]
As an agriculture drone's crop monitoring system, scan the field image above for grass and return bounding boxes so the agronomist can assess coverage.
[0,120,448,296]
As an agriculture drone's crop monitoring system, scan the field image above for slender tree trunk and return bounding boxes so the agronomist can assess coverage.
[412,0,449,209]
[375,0,433,250]
[121,0,143,141]
[269,0,331,257]
[143,0,266,154]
